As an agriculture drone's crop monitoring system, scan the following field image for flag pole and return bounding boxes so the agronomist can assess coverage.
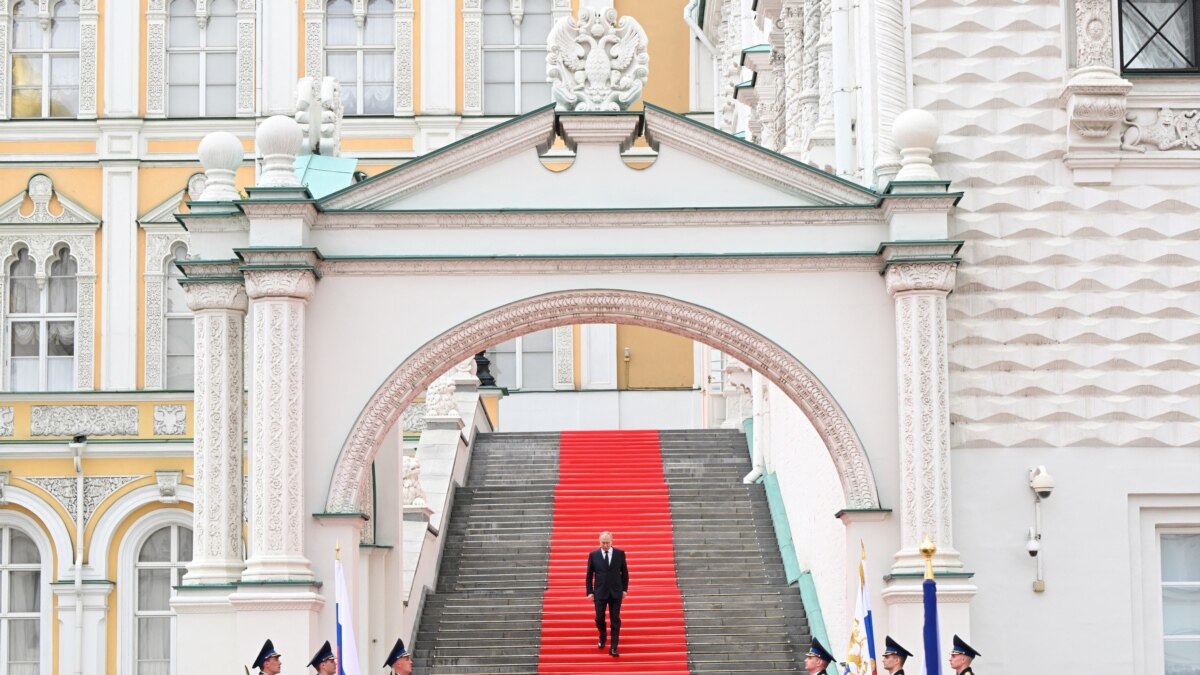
[920,535,941,675]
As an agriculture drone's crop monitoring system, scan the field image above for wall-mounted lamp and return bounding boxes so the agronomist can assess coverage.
[1028,465,1054,592]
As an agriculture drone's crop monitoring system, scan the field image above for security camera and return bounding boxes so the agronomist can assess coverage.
[1026,527,1040,557]
[1029,466,1054,500]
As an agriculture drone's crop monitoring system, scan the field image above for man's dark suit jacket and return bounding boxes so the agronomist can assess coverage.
[586,547,629,600]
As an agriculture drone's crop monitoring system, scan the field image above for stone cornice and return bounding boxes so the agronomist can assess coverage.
[243,268,318,300]
[319,254,882,276]
[320,106,558,210]
[642,104,880,206]
[313,206,886,229]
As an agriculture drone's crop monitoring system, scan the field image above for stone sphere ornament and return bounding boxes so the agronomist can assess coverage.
[196,131,244,201]
[255,115,304,188]
[892,108,941,181]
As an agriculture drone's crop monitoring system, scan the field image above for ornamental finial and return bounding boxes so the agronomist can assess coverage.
[547,6,649,112]
[920,534,937,580]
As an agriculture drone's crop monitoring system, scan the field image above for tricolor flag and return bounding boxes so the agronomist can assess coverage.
[842,541,877,675]
[335,555,362,675]
[923,575,941,675]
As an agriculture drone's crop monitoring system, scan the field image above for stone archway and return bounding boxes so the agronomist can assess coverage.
[325,289,881,513]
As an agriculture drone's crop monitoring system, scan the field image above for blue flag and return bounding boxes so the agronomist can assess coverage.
[922,578,941,675]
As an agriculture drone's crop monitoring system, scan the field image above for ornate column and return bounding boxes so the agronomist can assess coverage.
[799,0,821,151]
[781,1,804,156]
[872,0,907,185]
[809,0,834,146]
[180,274,248,584]
[240,266,319,583]
[884,261,962,574]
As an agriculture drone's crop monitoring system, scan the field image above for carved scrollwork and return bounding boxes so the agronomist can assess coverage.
[243,269,316,301]
[181,281,248,312]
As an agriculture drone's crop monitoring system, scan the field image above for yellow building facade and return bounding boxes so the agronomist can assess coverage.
[0,2,702,672]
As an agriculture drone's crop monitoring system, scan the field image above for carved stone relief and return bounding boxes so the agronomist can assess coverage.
[153,405,187,436]
[552,325,574,390]
[548,7,650,112]
[27,475,142,521]
[463,0,483,115]
[1125,107,1200,151]
[0,407,13,437]
[30,406,139,437]
[401,401,427,432]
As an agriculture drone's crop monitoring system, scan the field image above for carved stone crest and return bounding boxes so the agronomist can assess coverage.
[547,7,649,111]
[1139,107,1200,151]
[402,455,427,507]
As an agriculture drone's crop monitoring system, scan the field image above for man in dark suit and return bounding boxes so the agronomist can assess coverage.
[586,531,629,657]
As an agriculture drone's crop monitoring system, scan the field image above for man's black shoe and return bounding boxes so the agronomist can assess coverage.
[597,639,605,649]
[609,648,619,657]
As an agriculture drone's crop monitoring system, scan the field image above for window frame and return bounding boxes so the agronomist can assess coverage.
[324,0,396,116]
[304,0,413,117]
[132,524,190,675]
[8,0,81,119]
[163,0,238,118]
[118,510,194,675]
[162,243,193,390]
[1117,0,1200,74]
[0,516,52,675]
[1160,527,1200,673]
[6,245,77,392]
[480,0,552,115]
[487,328,556,391]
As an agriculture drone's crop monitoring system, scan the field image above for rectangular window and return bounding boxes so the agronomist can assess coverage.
[1120,0,1200,72]
[1163,531,1200,674]
[482,0,553,115]
[485,327,556,391]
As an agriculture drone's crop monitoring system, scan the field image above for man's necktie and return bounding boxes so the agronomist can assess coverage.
[604,551,609,565]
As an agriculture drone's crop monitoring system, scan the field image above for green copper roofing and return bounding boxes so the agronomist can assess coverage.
[293,154,358,198]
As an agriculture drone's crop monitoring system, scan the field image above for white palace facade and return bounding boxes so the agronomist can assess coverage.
[0,0,1198,673]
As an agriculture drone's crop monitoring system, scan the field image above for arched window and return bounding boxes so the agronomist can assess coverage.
[8,246,77,391]
[482,0,552,115]
[166,0,236,117]
[134,524,192,675]
[0,526,41,675]
[325,0,395,115]
[164,244,193,389]
[10,0,80,118]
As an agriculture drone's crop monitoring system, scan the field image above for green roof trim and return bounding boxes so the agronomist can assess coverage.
[642,102,883,201]
[316,103,557,205]
[321,251,882,263]
[742,44,771,53]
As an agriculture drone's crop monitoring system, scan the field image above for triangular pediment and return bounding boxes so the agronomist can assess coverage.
[320,104,880,213]
[0,174,100,226]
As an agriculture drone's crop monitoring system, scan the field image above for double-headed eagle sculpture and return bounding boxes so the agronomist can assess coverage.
[547,7,650,112]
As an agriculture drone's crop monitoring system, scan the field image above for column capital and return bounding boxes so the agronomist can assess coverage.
[243,268,318,300]
[884,261,957,296]
[181,280,249,313]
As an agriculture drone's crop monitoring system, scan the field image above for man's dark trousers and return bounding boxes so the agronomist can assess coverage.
[586,547,629,649]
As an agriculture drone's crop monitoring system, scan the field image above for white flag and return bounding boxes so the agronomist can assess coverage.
[335,557,362,675]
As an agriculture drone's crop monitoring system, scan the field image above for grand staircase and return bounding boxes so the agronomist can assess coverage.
[412,429,811,674]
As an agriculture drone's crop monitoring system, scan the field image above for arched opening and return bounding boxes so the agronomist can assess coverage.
[325,288,880,513]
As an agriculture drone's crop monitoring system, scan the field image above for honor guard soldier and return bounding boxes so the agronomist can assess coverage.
[882,635,913,675]
[949,634,980,674]
[384,638,413,674]
[309,641,338,674]
[804,637,836,674]
[251,640,282,675]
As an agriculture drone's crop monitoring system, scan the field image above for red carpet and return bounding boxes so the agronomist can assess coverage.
[537,430,690,674]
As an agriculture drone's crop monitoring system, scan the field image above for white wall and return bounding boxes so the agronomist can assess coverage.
[497,390,703,432]
[764,379,850,653]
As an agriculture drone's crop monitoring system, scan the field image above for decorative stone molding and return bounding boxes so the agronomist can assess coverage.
[146,0,256,117]
[27,475,141,522]
[781,2,804,155]
[79,12,98,118]
[320,254,883,276]
[402,455,427,507]
[303,0,412,116]
[714,0,741,132]
[181,278,247,585]
[462,0,483,115]
[358,472,375,545]
[885,260,961,573]
[0,407,13,437]
[547,6,649,112]
[153,405,187,436]
[30,406,139,437]
[326,289,881,513]
[552,326,574,390]
[1060,0,1132,183]
[155,470,183,504]
[0,471,8,505]
[143,227,190,390]
[0,19,8,119]
[872,0,906,185]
